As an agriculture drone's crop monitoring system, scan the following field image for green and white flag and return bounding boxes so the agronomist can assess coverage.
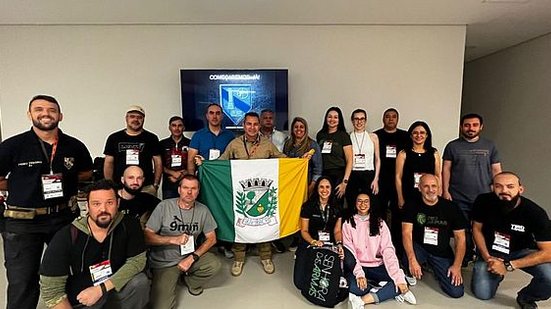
[199,158,308,243]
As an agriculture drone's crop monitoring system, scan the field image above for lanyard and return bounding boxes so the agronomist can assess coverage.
[178,202,196,235]
[319,204,330,231]
[353,131,366,155]
[242,135,259,159]
[39,136,58,174]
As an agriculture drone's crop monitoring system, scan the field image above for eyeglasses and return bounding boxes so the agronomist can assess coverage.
[353,117,366,122]
[356,199,370,204]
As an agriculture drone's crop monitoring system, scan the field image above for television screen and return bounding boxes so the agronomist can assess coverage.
[181,69,288,131]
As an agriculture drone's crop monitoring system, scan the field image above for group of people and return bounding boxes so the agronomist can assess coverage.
[0,94,549,309]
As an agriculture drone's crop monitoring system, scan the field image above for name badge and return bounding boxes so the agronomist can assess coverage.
[492,232,511,254]
[126,149,139,165]
[171,154,182,167]
[353,153,366,168]
[321,141,333,154]
[423,227,439,245]
[413,172,422,188]
[180,234,195,255]
[41,174,64,199]
[89,260,112,286]
[385,145,397,158]
[318,231,330,242]
[209,149,220,160]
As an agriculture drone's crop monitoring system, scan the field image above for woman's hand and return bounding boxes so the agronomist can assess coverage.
[335,182,347,198]
[356,277,368,291]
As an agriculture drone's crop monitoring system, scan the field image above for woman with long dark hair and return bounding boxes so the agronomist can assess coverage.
[293,176,343,290]
[343,193,416,308]
[316,107,353,212]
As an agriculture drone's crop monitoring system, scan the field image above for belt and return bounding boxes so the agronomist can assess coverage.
[4,202,70,219]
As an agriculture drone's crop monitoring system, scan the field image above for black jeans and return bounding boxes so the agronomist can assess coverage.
[2,231,58,309]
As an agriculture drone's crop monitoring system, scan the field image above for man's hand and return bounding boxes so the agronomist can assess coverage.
[408,258,423,280]
[76,285,103,307]
[169,234,190,246]
[178,255,195,273]
[487,257,506,276]
[442,192,452,201]
[194,155,205,166]
[356,277,368,291]
[447,264,463,286]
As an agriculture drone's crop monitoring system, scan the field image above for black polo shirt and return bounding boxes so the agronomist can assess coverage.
[472,193,551,257]
[118,192,160,220]
[0,128,93,208]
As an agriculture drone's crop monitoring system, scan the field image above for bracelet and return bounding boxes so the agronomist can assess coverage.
[310,240,318,246]
[100,282,107,295]
[336,241,343,246]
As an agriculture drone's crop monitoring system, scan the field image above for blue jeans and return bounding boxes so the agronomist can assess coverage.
[344,248,400,303]
[472,249,551,302]
[403,243,464,298]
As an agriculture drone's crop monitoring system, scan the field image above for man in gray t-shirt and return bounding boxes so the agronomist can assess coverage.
[442,113,501,264]
[145,175,221,308]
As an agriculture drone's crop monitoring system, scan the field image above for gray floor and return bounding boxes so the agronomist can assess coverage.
[0,242,549,308]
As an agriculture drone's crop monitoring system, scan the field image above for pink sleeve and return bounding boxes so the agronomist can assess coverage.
[379,221,406,286]
[342,221,365,279]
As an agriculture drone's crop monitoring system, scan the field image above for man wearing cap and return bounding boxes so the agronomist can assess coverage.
[0,95,93,309]
[103,105,162,196]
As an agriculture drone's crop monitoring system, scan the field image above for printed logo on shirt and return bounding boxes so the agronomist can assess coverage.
[170,216,200,233]
[416,213,427,225]
[64,157,75,170]
[510,224,525,232]
[118,142,145,152]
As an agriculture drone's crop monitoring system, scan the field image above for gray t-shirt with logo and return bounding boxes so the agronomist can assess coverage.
[146,198,217,268]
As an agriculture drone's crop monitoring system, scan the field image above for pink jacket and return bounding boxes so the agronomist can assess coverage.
[342,215,406,286]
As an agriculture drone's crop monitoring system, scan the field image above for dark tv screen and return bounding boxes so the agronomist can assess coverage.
[181,69,288,131]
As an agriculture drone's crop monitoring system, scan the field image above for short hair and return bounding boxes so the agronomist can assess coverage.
[180,174,200,188]
[28,95,61,112]
[206,103,222,111]
[461,113,484,125]
[168,116,184,125]
[84,179,118,203]
[494,171,522,185]
[244,112,260,121]
[383,108,399,117]
[260,109,274,115]
[351,109,367,121]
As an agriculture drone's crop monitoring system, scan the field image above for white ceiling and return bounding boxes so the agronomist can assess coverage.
[1,0,551,61]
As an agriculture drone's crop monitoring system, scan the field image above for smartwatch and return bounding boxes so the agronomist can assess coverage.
[191,253,200,262]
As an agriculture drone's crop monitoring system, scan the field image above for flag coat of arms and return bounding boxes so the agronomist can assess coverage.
[198,158,308,243]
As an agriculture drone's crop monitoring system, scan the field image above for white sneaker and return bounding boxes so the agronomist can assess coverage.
[405,275,417,286]
[395,290,417,305]
[348,293,364,309]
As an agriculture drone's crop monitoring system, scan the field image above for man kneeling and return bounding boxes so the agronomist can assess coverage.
[40,179,149,308]
[145,174,221,309]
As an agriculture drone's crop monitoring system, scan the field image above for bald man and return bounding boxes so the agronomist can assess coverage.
[118,166,160,228]
[471,172,551,308]
[402,174,467,298]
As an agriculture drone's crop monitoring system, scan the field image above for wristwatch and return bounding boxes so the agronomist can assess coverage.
[191,253,200,262]
[504,260,515,272]
[343,179,348,184]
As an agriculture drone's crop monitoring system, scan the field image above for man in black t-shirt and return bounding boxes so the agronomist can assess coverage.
[118,166,160,228]
[103,105,162,195]
[160,116,190,199]
[472,172,551,309]
[402,174,466,298]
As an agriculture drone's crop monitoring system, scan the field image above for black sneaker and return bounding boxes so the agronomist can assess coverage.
[517,296,538,309]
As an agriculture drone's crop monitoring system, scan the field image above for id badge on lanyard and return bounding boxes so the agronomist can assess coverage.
[171,154,182,167]
[414,173,422,188]
[318,231,330,242]
[209,149,220,160]
[89,260,113,286]
[321,141,333,154]
[126,149,140,165]
[353,153,366,169]
[180,234,195,255]
[423,226,439,246]
[386,145,397,158]
[39,138,64,199]
[492,232,511,254]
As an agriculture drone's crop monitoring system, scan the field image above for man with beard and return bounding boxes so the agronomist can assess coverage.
[40,179,149,309]
[471,172,551,309]
[118,166,160,228]
[402,174,467,298]
[0,95,93,309]
[160,116,190,199]
[103,105,162,196]
[442,113,501,265]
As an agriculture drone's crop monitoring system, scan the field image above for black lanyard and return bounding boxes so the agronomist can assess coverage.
[178,203,196,235]
[319,204,330,231]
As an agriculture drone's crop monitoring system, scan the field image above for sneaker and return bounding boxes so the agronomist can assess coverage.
[395,290,417,305]
[405,275,417,286]
[261,259,275,274]
[272,241,286,253]
[224,248,234,259]
[188,286,204,296]
[231,261,244,276]
[517,296,538,309]
[348,293,364,309]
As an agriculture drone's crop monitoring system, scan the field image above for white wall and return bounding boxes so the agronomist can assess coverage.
[463,33,551,211]
[0,25,465,158]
